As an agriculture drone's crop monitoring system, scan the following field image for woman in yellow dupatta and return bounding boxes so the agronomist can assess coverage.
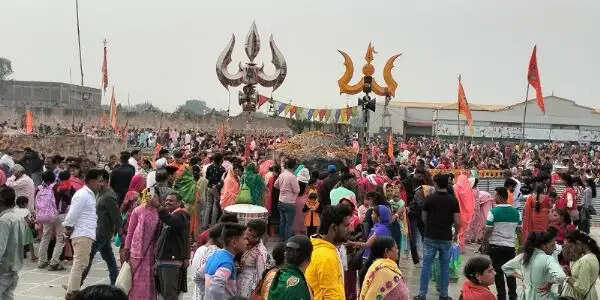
[359,236,409,300]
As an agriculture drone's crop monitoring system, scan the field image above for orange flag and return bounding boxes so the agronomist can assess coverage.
[24,110,34,134]
[457,75,473,135]
[527,45,545,113]
[109,87,118,131]
[387,131,394,160]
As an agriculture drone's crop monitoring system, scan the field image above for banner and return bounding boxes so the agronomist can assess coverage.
[269,99,360,124]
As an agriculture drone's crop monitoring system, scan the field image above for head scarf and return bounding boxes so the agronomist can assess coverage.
[241,162,265,206]
[453,174,475,250]
[121,191,139,215]
[330,186,356,206]
[128,174,146,193]
[220,168,240,209]
[360,258,405,300]
[375,205,391,226]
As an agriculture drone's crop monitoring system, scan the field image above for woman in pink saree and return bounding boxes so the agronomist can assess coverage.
[465,178,494,243]
[123,188,160,300]
[453,174,474,251]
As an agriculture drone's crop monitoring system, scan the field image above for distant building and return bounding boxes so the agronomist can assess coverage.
[0,80,101,110]
[368,96,600,142]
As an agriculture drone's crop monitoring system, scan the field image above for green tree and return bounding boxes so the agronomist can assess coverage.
[175,99,210,116]
[133,102,161,113]
[0,57,13,92]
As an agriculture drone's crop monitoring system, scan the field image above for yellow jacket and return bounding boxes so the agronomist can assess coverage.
[305,236,345,300]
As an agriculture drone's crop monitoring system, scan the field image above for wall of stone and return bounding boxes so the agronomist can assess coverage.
[0,107,292,132]
[0,134,125,162]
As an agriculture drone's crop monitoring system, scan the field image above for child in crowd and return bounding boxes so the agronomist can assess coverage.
[15,196,37,262]
[238,219,270,298]
[357,191,372,223]
[204,223,248,299]
[302,187,320,236]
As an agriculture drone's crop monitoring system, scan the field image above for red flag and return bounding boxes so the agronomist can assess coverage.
[257,94,269,108]
[109,87,118,132]
[527,45,545,113]
[101,43,108,93]
[318,109,327,121]
[387,131,394,160]
[24,110,34,134]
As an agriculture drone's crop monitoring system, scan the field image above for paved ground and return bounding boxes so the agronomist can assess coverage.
[13,228,600,300]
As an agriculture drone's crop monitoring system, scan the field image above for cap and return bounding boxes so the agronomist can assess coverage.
[297,167,310,183]
[328,164,337,173]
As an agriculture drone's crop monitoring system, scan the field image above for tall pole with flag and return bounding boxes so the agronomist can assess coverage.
[109,87,118,132]
[457,75,473,140]
[522,45,545,142]
[101,39,108,94]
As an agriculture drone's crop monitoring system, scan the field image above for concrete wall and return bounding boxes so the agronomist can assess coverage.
[0,81,101,110]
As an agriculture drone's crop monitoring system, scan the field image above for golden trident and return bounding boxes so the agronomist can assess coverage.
[337,43,401,99]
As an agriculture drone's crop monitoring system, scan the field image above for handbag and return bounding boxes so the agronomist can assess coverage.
[236,180,252,204]
[559,277,597,300]
[116,224,159,294]
[115,261,132,293]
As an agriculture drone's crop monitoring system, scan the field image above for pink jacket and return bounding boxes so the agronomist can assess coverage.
[274,170,300,204]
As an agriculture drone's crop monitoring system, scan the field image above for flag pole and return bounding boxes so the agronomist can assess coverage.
[456,74,460,147]
[74,0,84,129]
[521,82,530,144]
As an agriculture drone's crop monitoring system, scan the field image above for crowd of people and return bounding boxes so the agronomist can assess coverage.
[0,130,600,300]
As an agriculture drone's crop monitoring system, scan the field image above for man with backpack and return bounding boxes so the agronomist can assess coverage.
[36,171,67,271]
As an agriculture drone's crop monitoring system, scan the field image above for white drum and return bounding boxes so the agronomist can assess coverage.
[223,204,268,225]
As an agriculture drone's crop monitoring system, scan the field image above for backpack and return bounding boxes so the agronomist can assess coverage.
[35,183,58,224]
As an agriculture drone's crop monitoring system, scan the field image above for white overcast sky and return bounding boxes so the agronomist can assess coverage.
[2,0,598,113]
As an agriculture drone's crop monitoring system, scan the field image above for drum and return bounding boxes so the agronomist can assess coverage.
[223,204,269,225]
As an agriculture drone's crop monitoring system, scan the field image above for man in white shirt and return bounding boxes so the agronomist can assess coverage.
[128,150,141,173]
[63,169,103,294]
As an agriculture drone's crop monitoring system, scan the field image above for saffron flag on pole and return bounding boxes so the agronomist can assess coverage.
[457,75,474,134]
[109,87,118,131]
[101,42,108,93]
[527,45,545,113]
[24,110,34,134]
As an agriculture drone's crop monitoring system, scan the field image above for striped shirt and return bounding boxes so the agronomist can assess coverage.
[486,204,521,247]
